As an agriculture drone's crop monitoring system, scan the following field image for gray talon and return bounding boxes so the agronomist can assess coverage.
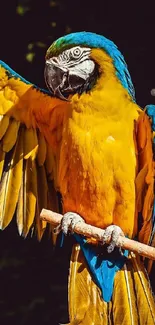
[102,225,124,253]
[55,212,85,235]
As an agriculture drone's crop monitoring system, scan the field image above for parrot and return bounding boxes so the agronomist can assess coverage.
[0,31,155,324]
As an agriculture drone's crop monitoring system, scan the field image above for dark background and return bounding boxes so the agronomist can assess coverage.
[0,1,155,324]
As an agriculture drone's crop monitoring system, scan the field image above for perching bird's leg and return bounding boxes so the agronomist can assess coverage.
[54,212,85,235]
[102,225,124,253]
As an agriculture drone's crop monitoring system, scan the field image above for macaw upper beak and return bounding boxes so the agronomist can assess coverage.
[44,60,69,101]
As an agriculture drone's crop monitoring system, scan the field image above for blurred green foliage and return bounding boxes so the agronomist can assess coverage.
[0,1,155,324]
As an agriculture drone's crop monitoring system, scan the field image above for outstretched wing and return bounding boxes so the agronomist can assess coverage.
[135,107,154,247]
[134,104,155,276]
[0,60,68,239]
[138,105,155,273]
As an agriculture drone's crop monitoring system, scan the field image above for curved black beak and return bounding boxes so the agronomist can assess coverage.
[44,59,93,100]
[44,61,69,101]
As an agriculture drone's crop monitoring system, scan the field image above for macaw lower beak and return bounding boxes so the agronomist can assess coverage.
[44,60,87,101]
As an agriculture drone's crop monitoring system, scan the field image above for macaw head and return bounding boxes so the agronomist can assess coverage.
[44,32,135,101]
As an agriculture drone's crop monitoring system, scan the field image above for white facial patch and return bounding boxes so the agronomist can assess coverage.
[69,60,95,80]
[57,46,91,68]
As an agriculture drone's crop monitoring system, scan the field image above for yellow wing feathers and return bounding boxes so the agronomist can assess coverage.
[135,112,154,245]
[37,132,47,166]
[0,115,10,139]
[0,62,68,238]
[0,128,23,230]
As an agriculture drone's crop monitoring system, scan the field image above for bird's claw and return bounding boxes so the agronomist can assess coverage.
[102,225,124,253]
[54,212,85,235]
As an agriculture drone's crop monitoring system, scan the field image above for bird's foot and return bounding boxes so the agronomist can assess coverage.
[102,225,124,253]
[54,212,85,235]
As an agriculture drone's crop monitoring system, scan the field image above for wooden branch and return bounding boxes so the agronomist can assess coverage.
[40,208,155,260]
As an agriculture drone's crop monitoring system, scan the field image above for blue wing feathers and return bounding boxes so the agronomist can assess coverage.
[0,60,31,85]
[0,60,50,95]
[146,105,155,131]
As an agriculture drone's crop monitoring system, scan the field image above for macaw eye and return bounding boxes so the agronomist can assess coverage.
[71,47,82,59]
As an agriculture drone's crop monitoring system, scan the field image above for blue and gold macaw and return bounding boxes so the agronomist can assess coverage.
[0,32,155,324]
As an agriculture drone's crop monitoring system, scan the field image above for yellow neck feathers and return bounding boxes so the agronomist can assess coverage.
[61,49,141,237]
[71,49,139,122]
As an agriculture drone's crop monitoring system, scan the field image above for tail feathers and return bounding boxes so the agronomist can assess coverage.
[112,262,138,325]
[69,245,155,325]
[130,253,155,324]
[113,253,155,325]
[69,244,108,325]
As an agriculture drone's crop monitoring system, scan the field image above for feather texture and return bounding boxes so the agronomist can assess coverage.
[37,132,47,166]
[69,244,108,325]
[0,60,68,237]
[0,144,5,180]
[136,112,154,245]
[22,158,37,236]
[24,127,38,160]
[45,143,58,187]
[35,165,48,240]
[16,159,25,235]
[0,128,23,229]
[0,115,9,139]
[112,263,138,325]
[2,119,20,152]
[131,253,155,323]
[143,105,155,274]
[16,157,37,237]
